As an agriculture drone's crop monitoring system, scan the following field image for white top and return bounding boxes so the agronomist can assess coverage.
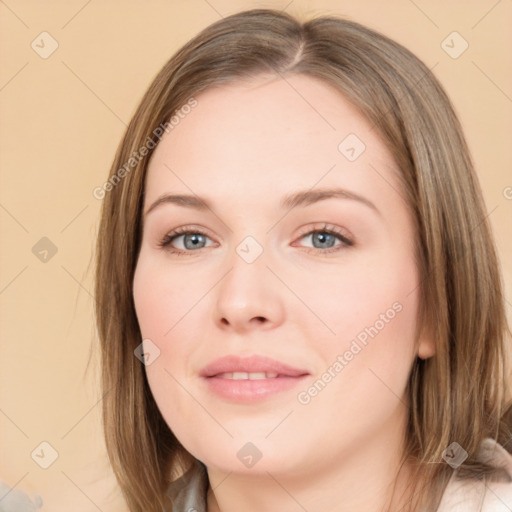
[437,438,512,511]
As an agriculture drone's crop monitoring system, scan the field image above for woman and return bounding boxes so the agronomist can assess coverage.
[94,8,512,512]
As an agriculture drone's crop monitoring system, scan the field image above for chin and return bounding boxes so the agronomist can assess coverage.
[191,438,307,477]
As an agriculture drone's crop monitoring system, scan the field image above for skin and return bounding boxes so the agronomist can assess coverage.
[132,73,435,512]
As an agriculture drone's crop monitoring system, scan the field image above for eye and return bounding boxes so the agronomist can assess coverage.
[158,226,215,255]
[293,223,354,254]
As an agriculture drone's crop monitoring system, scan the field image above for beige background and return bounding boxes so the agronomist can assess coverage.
[0,0,511,510]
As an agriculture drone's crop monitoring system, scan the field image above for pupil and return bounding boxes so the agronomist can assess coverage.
[185,234,203,249]
[314,232,334,248]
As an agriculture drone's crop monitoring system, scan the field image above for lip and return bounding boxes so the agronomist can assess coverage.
[200,355,310,403]
[200,354,309,378]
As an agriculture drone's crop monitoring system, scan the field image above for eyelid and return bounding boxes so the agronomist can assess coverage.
[158,225,216,250]
[294,222,354,245]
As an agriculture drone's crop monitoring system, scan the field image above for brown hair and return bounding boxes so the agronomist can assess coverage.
[94,8,512,511]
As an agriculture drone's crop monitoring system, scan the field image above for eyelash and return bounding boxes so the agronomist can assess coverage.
[158,223,354,256]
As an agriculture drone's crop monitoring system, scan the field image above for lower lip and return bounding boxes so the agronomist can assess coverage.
[203,375,309,403]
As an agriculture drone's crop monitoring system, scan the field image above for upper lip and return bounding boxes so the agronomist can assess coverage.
[200,355,310,378]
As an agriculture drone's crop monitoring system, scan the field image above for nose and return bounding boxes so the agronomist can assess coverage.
[213,242,285,334]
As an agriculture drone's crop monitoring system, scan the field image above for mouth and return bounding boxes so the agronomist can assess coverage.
[200,355,310,403]
[214,371,280,379]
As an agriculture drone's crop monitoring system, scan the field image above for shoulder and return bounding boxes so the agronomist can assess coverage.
[483,479,512,510]
[437,438,512,512]
[0,477,42,511]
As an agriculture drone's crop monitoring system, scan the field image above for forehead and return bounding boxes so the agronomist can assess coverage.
[144,74,402,210]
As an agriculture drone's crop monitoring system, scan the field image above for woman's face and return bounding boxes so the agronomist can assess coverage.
[132,74,434,477]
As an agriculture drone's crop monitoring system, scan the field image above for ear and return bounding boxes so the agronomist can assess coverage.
[418,339,436,359]
[417,325,436,359]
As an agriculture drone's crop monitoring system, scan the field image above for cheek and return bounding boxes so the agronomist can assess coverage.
[295,247,420,408]
[291,285,418,452]
[291,247,420,354]
[132,255,206,416]
[133,253,202,342]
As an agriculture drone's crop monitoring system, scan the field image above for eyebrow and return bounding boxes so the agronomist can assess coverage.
[144,187,380,218]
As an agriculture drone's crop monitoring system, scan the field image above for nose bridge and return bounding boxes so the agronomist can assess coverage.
[213,231,284,330]
[221,232,270,305]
